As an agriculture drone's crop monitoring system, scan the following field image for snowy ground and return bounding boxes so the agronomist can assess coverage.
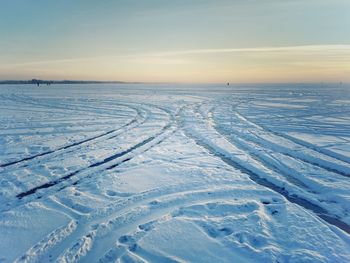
[0,83,349,262]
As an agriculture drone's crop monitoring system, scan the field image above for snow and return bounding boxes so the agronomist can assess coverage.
[0,83,349,262]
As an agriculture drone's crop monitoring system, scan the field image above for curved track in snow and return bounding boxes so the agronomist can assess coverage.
[2,102,181,214]
[1,85,349,263]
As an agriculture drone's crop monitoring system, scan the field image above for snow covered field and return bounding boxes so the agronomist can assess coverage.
[0,83,350,262]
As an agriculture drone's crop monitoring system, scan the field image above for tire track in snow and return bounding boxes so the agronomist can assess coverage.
[0,97,147,168]
[2,94,124,118]
[0,109,143,168]
[5,94,137,118]
[197,104,312,191]
[10,104,185,262]
[203,103,350,215]
[233,110,350,177]
[205,99,350,186]
[6,105,180,213]
[218,95,350,166]
[14,180,225,261]
[53,186,257,262]
[10,101,349,262]
[206,98,350,178]
[272,131,350,165]
[181,104,350,235]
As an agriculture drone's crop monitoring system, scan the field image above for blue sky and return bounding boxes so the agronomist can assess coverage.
[1,0,350,82]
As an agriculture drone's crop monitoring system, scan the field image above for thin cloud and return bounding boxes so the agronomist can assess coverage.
[2,44,349,69]
[150,45,350,57]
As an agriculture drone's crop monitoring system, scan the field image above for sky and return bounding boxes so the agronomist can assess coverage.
[0,0,350,83]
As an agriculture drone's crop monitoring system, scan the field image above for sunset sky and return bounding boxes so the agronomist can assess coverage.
[1,0,350,83]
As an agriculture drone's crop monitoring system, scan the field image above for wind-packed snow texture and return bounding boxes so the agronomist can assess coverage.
[0,84,349,262]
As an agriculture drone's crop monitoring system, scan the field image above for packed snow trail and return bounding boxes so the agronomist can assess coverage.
[181,103,350,234]
[0,84,349,263]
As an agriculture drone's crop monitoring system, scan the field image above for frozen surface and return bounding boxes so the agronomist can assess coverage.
[0,83,349,262]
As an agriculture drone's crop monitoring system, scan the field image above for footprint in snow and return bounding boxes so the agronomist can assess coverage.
[200,223,233,238]
[149,200,160,206]
[105,190,132,197]
[138,220,156,231]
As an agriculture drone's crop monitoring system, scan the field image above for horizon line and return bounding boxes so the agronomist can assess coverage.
[0,79,348,86]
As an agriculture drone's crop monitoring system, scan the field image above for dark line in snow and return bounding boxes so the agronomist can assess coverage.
[235,112,350,175]
[190,136,350,235]
[0,118,139,168]
[16,123,173,199]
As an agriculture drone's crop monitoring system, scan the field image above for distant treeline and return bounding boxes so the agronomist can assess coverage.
[0,79,139,85]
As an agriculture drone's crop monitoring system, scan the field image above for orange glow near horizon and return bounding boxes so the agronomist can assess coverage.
[1,45,349,83]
